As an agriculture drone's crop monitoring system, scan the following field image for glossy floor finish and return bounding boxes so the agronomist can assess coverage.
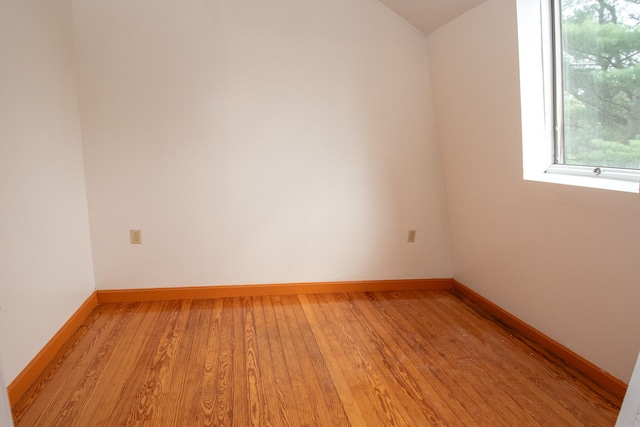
[13,291,620,426]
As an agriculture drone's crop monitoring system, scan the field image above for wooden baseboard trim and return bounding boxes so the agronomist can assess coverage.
[13,279,623,408]
[451,279,627,401]
[7,292,99,406]
[96,278,454,303]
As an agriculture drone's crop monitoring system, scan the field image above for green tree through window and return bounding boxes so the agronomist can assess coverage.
[559,0,640,169]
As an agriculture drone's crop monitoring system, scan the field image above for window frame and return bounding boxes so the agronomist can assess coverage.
[518,0,640,193]
[551,0,565,165]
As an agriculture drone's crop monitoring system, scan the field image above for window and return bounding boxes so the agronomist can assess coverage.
[518,0,640,192]
[555,0,640,168]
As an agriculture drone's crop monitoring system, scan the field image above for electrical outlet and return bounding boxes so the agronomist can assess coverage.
[407,230,416,243]
[130,229,142,244]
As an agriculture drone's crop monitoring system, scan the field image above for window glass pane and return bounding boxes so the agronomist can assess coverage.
[559,0,640,169]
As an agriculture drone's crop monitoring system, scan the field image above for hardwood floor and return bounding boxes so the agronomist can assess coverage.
[12,290,620,426]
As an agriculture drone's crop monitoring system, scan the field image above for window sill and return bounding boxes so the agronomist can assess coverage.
[524,169,640,193]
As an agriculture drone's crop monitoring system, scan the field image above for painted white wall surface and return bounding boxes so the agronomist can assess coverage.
[0,349,15,426]
[0,0,95,383]
[72,0,451,289]
[428,0,640,382]
[617,351,640,426]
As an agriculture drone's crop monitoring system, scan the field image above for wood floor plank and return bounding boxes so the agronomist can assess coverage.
[159,299,207,426]
[402,290,617,425]
[13,290,621,426]
[444,291,620,418]
[14,303,137,426]
[229,297,248,427]
[366,291,550,425]
[423,293,575,424]
[10,307,88,423]
[123,299,192,425]
[44,302,140,426]
[345,292,471,424]
[332,292,457,426]
[311,293,414,426]
[430,291,618,425]
[75,301,169,426]
[193,298,224,426]
[302,293,391,426]
[298,293,369,426]
[256,295,304,427]
[11,303,117,423]
[251,296,294,427]
[287,295,351,426]
[240,297,263,426]
[348,293,476,424]
[410,292,583,422]
[210,297,235,426]
[321,293,434,426]
[276,294,333,425]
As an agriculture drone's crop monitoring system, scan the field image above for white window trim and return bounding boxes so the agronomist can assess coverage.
[517,0,640,194]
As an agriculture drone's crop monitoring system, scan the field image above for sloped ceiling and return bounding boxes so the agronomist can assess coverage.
[378,0,487,35]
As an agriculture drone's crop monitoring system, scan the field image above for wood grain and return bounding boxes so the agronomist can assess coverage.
[7,292,99,406]
[95,279,453,303]
[12,290,620,426]
[452,279,627,400]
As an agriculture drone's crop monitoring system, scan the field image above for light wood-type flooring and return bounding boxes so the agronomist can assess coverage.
[12,290,620,426]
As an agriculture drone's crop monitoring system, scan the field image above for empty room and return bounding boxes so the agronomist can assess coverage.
[2,0,640,425]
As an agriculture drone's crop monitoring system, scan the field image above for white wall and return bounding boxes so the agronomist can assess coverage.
[616,351,640,426]
[428,0,640,382]
[0,349,14,426]
[72,0,452,289]
[0,0,95,383]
